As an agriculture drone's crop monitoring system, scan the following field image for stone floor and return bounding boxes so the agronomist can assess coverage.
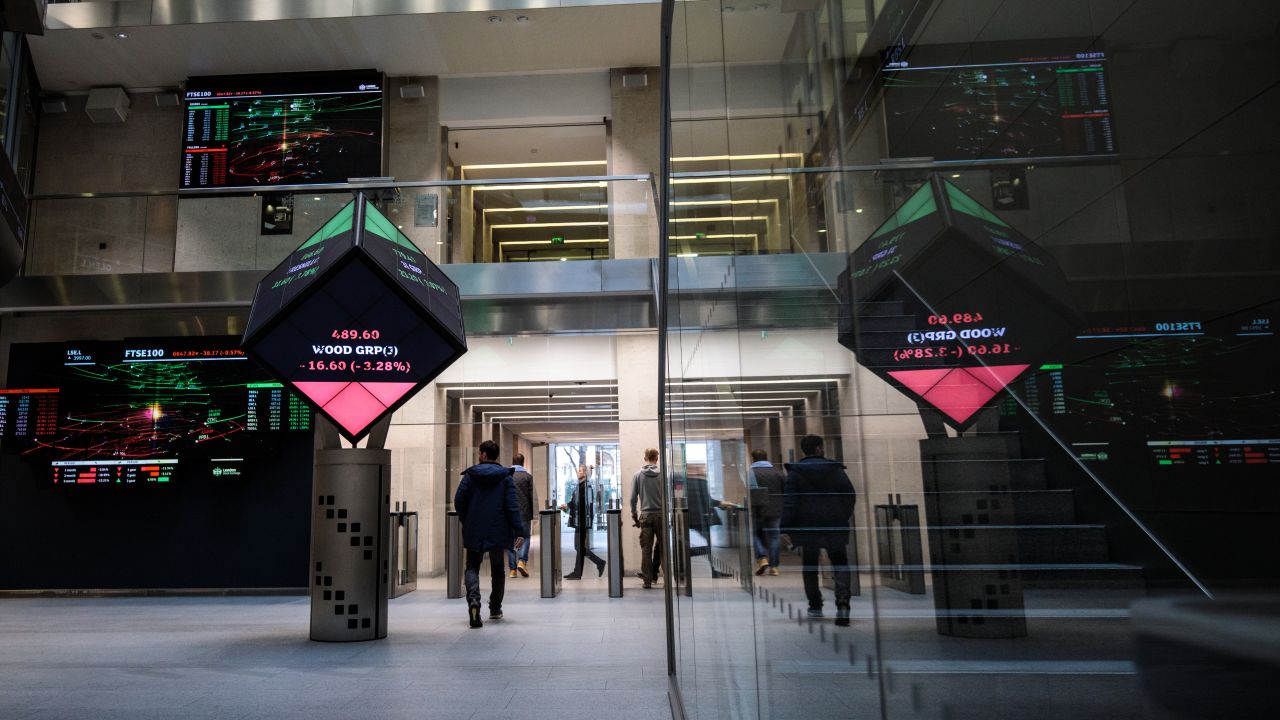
[0,532,1165,720]
[0,569,670,720]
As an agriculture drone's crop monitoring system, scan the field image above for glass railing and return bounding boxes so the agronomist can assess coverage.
[22,174,658,276]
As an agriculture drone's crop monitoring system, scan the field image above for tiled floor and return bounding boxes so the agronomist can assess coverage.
[0,569,671,720]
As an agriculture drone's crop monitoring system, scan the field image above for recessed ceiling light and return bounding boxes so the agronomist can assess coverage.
[91,32,105,40]
[516,15,530,22]
[114,31,130,39]
[487,15,501,23]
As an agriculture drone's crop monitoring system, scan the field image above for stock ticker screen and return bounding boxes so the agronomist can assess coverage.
[3,338,313,485]
[999,312,1280,471]
[180,70,384,190]
[883,40,1117,161]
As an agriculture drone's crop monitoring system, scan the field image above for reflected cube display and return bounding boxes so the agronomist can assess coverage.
[839,175,1081,429]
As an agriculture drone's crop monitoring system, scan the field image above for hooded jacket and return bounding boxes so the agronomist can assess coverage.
[454,461,523,551]
[781,456,855,546]
[630,464,663,515]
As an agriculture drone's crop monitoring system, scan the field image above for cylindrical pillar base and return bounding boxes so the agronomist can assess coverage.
[310,448,391,642]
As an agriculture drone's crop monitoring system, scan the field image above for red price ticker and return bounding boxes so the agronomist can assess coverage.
[893,343,1015,363]
[926,312,984,326]
[331,329,381,340]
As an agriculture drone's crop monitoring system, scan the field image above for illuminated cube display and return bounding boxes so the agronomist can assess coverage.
[838,175,1080,429]
[243,194,466,443]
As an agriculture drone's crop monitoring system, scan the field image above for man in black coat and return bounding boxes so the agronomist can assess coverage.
[455,439,524,628]
[781,435,856,626]
[561,464,606,579]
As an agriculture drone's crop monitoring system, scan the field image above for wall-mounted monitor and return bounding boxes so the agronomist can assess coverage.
[5,337,313,484]
[180,69,384,190]
[883,40,1117,162]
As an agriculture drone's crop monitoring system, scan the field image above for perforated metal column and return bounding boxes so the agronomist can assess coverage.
[310,448,391,642]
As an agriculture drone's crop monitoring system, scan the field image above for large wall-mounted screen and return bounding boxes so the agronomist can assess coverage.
[180,70,384,190]
[4,337,312,485]
[1,337,316,590]
[883,41,1116,161]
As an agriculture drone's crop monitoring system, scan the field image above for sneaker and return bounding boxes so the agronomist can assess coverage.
[768,567,780,576]
[835,603,850,627]
[517,561,529,578]
[489,610,503,621]
[509,569,518,578]
[468,605,483,629]
[564,573,582,580]
[755,558,769,575]
[806,607,824,619]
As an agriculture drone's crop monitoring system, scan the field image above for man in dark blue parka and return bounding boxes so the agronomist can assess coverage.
[782,434,856,626]
[455,439,524,628]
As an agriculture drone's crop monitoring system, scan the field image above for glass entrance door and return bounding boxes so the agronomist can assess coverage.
[549,443,620,577]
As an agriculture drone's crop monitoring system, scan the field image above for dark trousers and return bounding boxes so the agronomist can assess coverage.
[801,543,852,610]
[638,512,663,582]
[571,527,605,576]
[465,548,506,611]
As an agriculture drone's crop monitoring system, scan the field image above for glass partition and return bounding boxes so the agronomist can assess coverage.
[661,1,1280,719]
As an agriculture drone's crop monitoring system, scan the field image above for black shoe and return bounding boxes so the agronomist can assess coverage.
[595,560,606,577]
[489,610,503,621]
[635,571,648,582]
[468,605,483,628]
[564,573,582,580]
[835,603,850,627]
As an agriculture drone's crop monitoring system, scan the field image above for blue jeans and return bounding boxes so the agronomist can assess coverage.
[753,517,781,567]
[507,521,531,569]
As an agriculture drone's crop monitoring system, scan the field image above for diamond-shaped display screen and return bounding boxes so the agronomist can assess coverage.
[839,176,1080,429]
[243,194,466,442]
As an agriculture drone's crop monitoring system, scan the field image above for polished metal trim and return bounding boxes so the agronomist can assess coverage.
[46,0,664,30]
[152,0,353,25]
[44,1,153,30]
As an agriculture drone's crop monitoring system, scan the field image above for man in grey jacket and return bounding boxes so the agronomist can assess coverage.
[629,448,664,589]
[507,453,537,578]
